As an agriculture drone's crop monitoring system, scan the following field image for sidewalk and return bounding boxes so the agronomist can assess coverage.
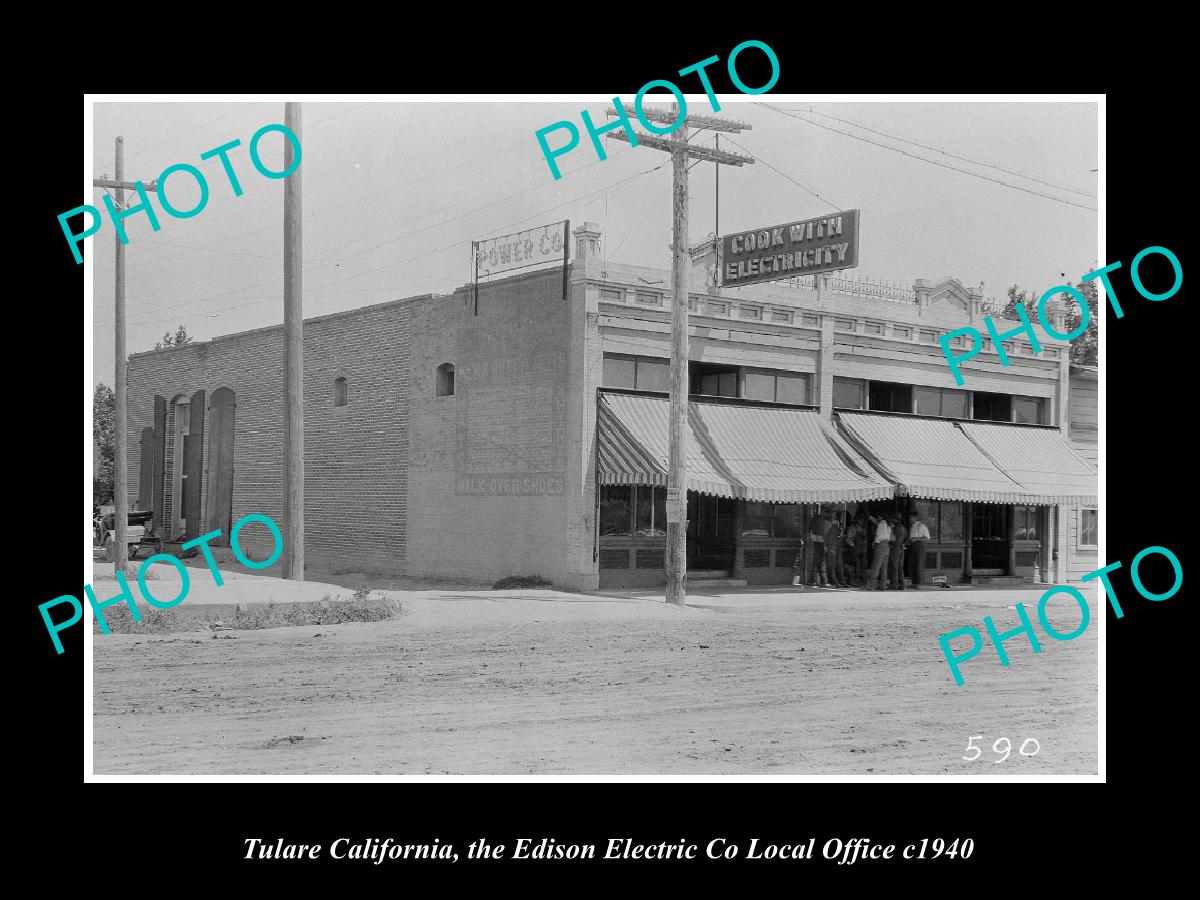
[587,582,1064,612]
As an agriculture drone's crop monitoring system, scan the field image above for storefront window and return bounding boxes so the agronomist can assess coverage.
[913,499,941,541]
[742,501,773,536]
[600,485,632,535]
[635,486,667,536]
[773,503,805,538]
[940,502,964,541]
[1014,505,1040,540]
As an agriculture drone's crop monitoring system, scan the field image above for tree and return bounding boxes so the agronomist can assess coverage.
[93,383,115,506]
[1064,274,1098,366]
[155,324,194,350]
[1000,283,1040,322]
[1001,268,1098,367]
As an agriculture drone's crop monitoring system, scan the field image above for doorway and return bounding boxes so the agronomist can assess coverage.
[971,503,1010,572]
[686,493,736,571]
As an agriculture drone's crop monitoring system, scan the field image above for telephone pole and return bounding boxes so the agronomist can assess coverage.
[94,140,157,576]
[282,101,305,581]
[608,105,752,605]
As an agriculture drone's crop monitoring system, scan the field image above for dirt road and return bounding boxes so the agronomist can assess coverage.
[92,588,1097,775]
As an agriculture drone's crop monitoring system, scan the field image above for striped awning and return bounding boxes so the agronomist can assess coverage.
[836,412,1097,506]
[958,421,1098,505]
[597,391,893,502]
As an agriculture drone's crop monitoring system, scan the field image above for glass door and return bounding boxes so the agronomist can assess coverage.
[971,504,1010,572]
[686,493,735,570]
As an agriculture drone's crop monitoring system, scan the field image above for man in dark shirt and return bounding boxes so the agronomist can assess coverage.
[809,508,831,587]
[888,516,908,591]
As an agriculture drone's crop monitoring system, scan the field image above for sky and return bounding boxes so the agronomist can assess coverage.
[89,98,1098,384]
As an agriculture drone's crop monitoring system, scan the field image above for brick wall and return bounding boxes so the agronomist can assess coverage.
[405,269,575,585]
[126,298,413,574]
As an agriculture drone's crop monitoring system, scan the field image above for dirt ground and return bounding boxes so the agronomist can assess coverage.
[92,582,1098,776]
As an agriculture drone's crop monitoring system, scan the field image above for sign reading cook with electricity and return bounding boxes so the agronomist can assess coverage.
[721,209,861,287]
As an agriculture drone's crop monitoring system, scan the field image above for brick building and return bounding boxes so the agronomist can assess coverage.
[124,221,1098,591]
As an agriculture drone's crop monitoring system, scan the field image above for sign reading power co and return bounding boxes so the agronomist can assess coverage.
[720,209,860,287]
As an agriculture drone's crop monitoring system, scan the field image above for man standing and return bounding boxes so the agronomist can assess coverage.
[827,513,846,588]
[867,514,891,591]
[889,515,908,591]
[843,517,859,583]
[809,508,831,587]
[908,512,931,588]
[854,515,868,584]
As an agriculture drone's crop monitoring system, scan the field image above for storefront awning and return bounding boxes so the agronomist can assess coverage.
[836,412,1097,506]
[957,421,1098,505]
[597,391,893,502]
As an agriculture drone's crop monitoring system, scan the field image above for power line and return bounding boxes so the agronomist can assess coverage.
[94,103,257,176]
[108,131,631,309]
[112,156,671,328]
[724,136,842,212]
[794,105,1096,199]
[758,103,1098,213]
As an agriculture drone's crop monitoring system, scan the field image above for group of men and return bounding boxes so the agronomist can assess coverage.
[798,508,931,591]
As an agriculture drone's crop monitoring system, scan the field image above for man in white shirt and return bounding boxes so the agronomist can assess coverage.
[867,514,892,591]
[908,512,932,587]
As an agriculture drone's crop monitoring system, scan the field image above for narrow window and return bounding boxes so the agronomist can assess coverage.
[334,376,348,407]
[1079,508,1098,548]
[436,363,455,397]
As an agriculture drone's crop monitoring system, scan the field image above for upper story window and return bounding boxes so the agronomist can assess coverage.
[691,363,739,398]
[868,381,913,413]
[833,377,865,410]
[973,392,1012,422]
[436,363,455,397]
[1013,396,1045,425]
[743,370,810,405]
[333,376,348,407]
[602,354,669,391]
[914,386,968,419]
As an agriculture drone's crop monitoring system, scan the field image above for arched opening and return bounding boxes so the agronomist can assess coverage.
[334,376,348,407]
[436,363,455,397]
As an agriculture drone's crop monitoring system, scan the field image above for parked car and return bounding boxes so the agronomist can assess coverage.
[93,509,160,561]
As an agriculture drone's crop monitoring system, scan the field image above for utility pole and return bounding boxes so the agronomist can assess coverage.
[608,105,752,605]
[283,102,305,580]
[94,140,157,577]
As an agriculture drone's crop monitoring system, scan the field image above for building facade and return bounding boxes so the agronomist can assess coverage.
[124,222,1098,591]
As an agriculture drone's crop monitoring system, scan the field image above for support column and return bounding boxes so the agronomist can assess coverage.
[730,500,745,577]
[816,275,835,420]
[1007,505,1017,576]
[964,502,974,578]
